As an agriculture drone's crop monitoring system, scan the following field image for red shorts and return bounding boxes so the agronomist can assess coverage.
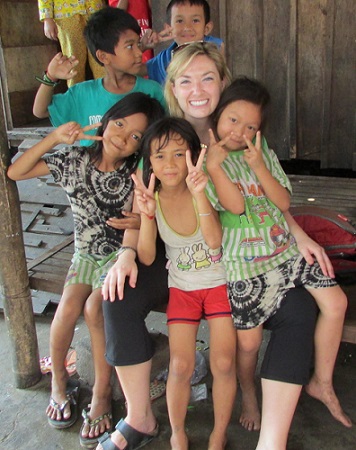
[166,284,232,325]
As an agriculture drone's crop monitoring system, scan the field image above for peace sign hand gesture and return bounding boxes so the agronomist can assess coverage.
[53,122,103,145]
[185,147,208,196]
[205,129,232,171]
[243,131,265,171]
[131,173,157,218]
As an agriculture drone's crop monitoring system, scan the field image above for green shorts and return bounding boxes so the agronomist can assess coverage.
[64,252,117,290]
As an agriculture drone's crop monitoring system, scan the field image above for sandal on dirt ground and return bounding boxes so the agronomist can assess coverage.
[47,378,80,429]
[79,406,112,449]
[98,418,159,450]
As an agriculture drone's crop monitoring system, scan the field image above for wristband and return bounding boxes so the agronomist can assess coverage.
[35,71,60,87]
[141,212,155,220]
[116,246,137,258]
[198,212,211,216]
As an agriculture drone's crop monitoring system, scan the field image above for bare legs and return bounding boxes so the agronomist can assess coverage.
[167,324,198,450]
[208,317,237,450]
[46,284,91,422]
[81,288,113,439]
[96,360,157,450]
[236,326,263,431]
[167,319,236,450]
[256,378,302,450]
[305,285,351,427]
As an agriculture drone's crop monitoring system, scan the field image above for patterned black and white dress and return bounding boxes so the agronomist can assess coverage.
[45,145,134,256]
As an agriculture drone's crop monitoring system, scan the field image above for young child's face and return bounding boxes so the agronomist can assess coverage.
[103,29,143,75]
[149,134,189,187]
[172,55,224,121]
[170,3,213,46]
[102,113,148,161]
[217,100,262,152]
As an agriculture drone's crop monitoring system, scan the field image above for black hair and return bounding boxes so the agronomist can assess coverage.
[166,0,211,25]
[141,117,201,189]
[212,76,271,133]
[84,7,141,65]
[89,93,165,173]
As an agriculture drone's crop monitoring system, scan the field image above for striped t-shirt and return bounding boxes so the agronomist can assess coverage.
[205,136,299,281]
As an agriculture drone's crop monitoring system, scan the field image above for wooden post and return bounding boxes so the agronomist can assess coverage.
[0,85,41,388]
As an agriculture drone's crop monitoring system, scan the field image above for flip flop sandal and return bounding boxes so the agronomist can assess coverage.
[98,418,159,450]
[79,406,112,449]
[149,380,166,402]
[47,378,80,429]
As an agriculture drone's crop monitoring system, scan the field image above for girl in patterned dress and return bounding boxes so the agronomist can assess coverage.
[7,93,164,448]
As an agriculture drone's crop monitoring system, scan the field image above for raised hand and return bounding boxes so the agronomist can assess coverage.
[185,147,208,194]
[206,129,231,169]
[53,122,103,145]
[243,131,265,171]
[47,52,79,81]
[131,173,156,218]
[140,25,173,50]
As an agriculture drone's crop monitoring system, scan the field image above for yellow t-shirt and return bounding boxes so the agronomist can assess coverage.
[38,1,104,21]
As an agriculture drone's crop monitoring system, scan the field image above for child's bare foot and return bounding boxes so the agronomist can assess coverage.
[208,430,227,449]
[305,377,352,428]
[170,429,189,450]
[80,394,112,442]
[239,390,261,431]
[46,373,70,422]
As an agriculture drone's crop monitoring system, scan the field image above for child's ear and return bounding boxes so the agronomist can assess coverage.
[204,21,214,36]
[96,49,109,66]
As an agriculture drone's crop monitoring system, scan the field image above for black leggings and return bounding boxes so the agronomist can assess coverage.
[261,287,318,385]
[103,237,169,366]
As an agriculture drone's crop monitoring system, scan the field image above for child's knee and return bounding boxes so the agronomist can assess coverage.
[169,356,194,381]
[318,287,348,318]
[211,353,236,377]
[237,335,261,354]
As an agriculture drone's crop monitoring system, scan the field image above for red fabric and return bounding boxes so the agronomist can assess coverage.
[294,215,356,256]
[108,0,154,62]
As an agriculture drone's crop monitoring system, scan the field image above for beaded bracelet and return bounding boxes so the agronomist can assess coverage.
[116,246,137,258]
[35,71,60,87]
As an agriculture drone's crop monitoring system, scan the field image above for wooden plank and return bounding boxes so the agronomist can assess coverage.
[29,272,67,295]
[32,261,70,275]
[23,234,43,248]
[27,235,74,270]
[18,138,69,154]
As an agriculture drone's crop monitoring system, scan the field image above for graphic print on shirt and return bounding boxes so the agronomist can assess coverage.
[176,244,222,271]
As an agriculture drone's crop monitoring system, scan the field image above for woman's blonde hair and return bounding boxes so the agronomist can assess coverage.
[164,42,232,118]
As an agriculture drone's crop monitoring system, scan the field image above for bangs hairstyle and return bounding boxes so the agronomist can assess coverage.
[212,76,271,133]
[89,93,165,173]
[141,117,201,189]
[166,0,211,24]
[164,42,232,117]
[84,7,141,65]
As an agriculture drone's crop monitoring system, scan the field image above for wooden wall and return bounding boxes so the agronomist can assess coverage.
[0,0,58,128]
[0,1,354,169]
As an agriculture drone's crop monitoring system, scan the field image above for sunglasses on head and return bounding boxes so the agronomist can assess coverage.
[171,40,206,58]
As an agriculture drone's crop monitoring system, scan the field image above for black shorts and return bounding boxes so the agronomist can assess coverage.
[260,287,318,385]
[103,237,169,366]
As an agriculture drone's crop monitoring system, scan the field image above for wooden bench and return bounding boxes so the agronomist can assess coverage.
[7,130,356,341]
